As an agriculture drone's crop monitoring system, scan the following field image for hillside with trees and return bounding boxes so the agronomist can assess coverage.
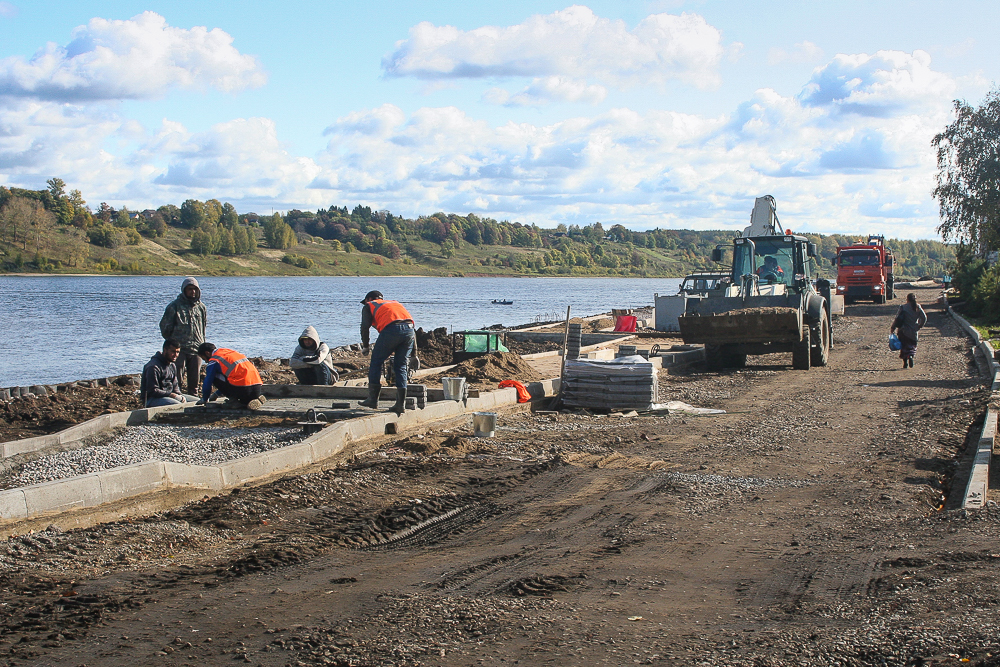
[0,181,955,280]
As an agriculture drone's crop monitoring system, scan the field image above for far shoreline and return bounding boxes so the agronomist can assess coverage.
[0,273,688,279]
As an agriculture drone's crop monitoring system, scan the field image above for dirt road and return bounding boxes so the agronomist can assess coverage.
[2,288,997,667]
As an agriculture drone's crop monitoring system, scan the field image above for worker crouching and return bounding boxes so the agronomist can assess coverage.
[197,342,267,410]
[359,290,415,414]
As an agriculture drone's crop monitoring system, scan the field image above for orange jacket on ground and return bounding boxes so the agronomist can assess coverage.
[367,299,414,332]
[210,348,262,386]
[498,379,532,403]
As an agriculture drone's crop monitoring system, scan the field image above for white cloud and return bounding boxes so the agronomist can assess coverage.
[799,49,954,117]
[383,5,726,89]
[0,49,960,239]
[768,41,823,65]
[484,76,607,106]
[0,11,266,102]
[0,2,17,19]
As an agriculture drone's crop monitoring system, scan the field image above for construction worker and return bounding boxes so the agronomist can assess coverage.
[756,255,785,283]
[159,277,207,395]
[359,290,414,414]
[196,342,266,410]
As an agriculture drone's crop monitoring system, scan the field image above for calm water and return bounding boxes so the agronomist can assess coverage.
[0,276,682,387]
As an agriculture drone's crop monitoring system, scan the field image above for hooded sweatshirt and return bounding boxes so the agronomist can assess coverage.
[289,325,337,377]
[159,277,207,351]
[139,350,180,404]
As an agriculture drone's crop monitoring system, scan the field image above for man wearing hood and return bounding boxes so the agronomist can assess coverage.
[289,326,339,385]
[159,277,207,396]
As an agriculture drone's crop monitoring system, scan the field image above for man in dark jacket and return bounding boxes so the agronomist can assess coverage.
[140,339,199,407]
[159,277,207,395]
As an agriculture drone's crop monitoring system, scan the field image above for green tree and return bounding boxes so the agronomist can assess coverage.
[263,213,297,250]
[66,231,90,268]
[204,199,223,227]
[180,199,206,228]
[221,202,239,228]
[190,229,215,255]
[46,178,66,200]
[933,89,1000,253]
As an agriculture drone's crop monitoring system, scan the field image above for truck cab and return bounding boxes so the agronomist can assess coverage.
[833,235,894,303]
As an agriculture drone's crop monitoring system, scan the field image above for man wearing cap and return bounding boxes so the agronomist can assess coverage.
[196,342,266,410]
[359,290,415,414]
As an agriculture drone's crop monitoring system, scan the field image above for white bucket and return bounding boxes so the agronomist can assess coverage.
[473,412,497,438]
[442,377,466,401]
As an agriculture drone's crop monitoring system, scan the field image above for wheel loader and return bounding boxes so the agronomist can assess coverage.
[678,196,832,371]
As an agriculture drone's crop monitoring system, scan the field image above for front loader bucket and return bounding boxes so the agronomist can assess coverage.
[679,306,801,345]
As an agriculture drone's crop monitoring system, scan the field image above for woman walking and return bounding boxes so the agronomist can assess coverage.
[891,293,927,368]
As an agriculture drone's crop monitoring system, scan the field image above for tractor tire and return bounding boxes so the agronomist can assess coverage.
[811,314,830,367]
[704,344,725,372]
[792,325,811,370]
[876,293,887,304]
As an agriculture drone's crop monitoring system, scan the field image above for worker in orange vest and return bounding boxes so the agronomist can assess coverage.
[359,290,415,414]
[196,342,266,410]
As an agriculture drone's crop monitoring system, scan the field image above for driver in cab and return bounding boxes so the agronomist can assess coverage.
[756,255,785,283]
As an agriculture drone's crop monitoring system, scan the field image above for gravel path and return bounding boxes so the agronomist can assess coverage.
[2,424,305,489]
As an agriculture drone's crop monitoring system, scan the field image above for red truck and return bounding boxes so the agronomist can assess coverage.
[833,235,895,304]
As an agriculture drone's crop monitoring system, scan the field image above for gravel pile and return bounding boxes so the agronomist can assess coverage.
[2,424,305,489]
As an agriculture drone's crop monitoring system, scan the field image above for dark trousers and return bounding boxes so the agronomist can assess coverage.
[294,365,333,385]
[898,332,918,361]
[174,349,202,396]
[212,377,262,404]
[368,321,415,391]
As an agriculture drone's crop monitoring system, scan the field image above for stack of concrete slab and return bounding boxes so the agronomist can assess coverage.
[406,384,427,409]
[561,356,658,410]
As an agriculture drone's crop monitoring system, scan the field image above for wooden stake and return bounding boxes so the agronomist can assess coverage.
[559,305,572,382]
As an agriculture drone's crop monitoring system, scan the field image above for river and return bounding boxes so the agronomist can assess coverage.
[0,276,682,387]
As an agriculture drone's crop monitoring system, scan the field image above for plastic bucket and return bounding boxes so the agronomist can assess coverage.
[473,412,497,438]
[442,377,466,401]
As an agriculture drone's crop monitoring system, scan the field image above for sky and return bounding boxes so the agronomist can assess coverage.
[0,1,995,240]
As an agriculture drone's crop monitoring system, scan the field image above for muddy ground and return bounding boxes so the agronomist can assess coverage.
[2,288,1000,667]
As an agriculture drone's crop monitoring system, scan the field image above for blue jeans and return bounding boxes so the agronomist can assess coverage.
[369,321,415,391]
[146,394,199,407]
[294,364,333,385]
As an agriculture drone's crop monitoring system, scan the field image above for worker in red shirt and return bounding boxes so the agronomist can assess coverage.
[359,290,415,414]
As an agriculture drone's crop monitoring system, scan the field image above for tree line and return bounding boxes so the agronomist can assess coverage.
[0,181,956,280]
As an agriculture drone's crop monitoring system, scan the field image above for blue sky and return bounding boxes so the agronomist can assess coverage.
[0,1,995,239]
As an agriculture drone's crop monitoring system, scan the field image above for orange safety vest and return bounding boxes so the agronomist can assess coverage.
[210,348,262,386]
[368,299,413,332]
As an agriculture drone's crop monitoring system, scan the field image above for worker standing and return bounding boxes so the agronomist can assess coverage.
[159,277,207,396]
[196,342,266,410]
[359,290,415,414]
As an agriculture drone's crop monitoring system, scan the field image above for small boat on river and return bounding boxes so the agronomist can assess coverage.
[491,299,514,305]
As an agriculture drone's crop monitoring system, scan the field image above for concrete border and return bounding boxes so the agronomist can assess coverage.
[944,296,1000,509]
[0,378,558,526]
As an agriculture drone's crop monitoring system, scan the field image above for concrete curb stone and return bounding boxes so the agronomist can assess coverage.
[945,295,1000,509]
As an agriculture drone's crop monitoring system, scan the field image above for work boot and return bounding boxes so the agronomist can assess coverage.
[902,359,908,369]
[247,398,263,411]
[358,387,380,409]
[392,387,407,415]
[909,357,914,368]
